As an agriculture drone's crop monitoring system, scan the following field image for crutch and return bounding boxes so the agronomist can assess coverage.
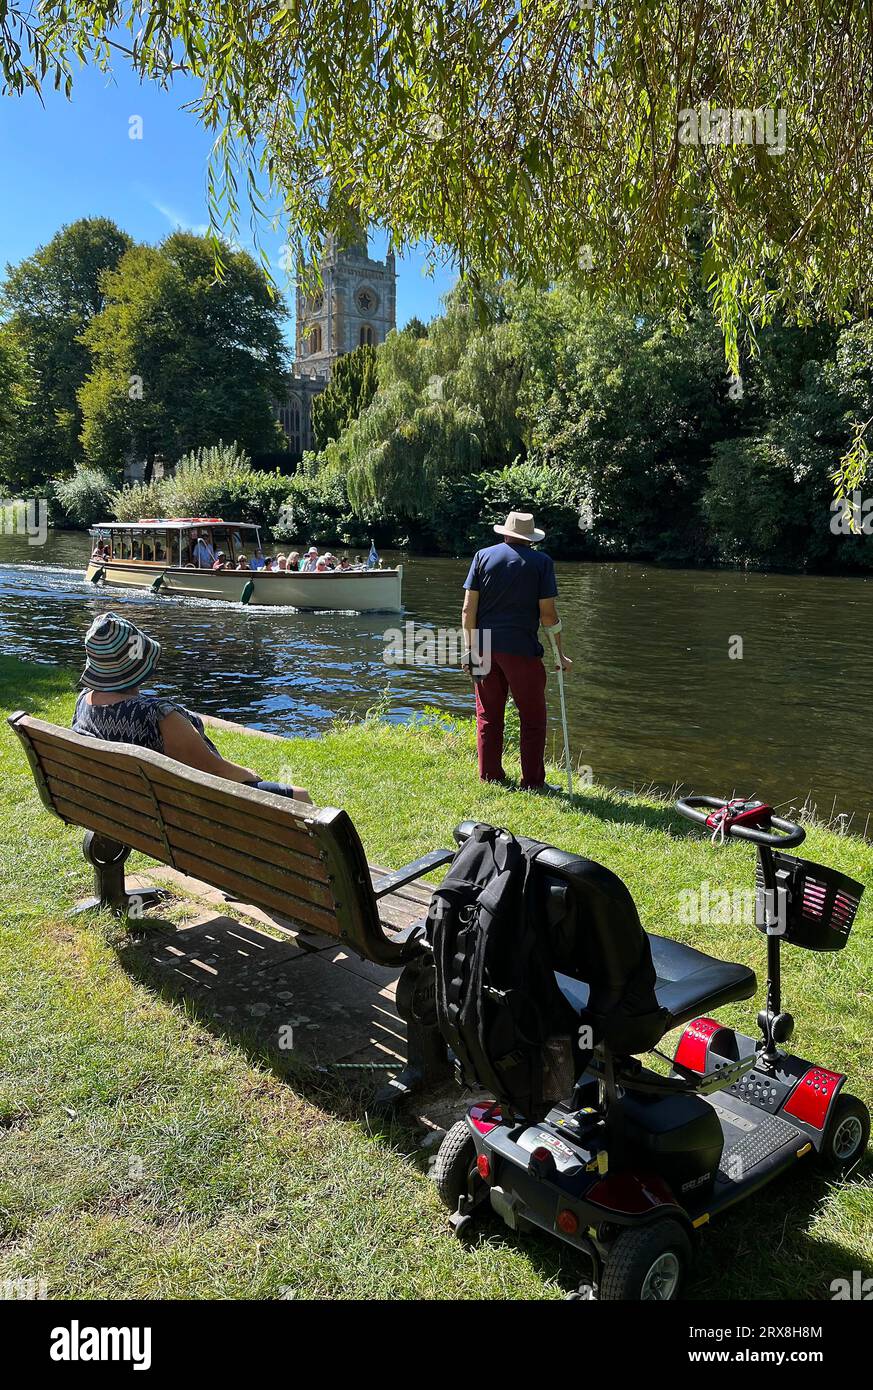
[544,621,572,796]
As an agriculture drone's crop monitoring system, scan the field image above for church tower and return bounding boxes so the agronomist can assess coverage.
[293,231,397,376]
[276,230,397,456]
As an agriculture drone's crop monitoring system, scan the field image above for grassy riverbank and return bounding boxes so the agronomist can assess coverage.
[0,653,870,1300]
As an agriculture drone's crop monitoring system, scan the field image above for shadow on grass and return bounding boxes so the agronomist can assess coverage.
[107,907,868,1302]
[111,912,413,1129]
[551,786,696,836]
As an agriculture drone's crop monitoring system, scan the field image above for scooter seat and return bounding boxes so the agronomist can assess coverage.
[556,933,756,1033]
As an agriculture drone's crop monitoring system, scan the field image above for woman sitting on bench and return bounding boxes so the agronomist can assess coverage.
[72,612,312,803]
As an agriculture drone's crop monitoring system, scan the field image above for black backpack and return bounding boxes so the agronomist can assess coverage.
[427,823,583,1122]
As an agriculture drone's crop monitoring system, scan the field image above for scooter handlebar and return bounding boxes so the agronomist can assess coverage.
[675,795,806,848]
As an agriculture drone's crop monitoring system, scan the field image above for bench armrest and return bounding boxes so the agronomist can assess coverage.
[371,848,455,899]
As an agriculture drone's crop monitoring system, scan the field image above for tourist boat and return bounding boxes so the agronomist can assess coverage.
[85,518,403,612]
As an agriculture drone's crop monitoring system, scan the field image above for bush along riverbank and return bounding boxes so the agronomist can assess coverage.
[0,654,870,1299]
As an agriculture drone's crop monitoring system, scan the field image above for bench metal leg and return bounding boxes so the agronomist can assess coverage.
[71,831,165,918]
[375,955,451,1112]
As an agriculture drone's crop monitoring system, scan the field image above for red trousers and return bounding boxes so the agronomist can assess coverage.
[474,651,547,788]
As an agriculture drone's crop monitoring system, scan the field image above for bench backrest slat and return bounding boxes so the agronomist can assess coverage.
[147,772,322,860]
[37,742,145,796]
[9,711,418,966]
[168,844,344,934]
[50,791,167,861]
[158,801,329,884]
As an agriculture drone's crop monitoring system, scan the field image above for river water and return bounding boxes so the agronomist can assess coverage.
[1,529,870,830]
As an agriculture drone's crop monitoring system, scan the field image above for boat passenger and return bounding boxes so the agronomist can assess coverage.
[287,551,300,571]
[315,558,328,572]
[193,533,215,568]
[275,554,287,571]
[212,551,227,570]
[72,613,312,802]
[250,549,267,571]
[236,555,249,570]
[90,541,104,560]
[300,546,319,572]
[338,556,352,571]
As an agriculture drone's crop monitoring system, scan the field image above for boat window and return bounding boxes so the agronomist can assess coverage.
[224,529,239,564]
[131,531,141,561]
[121,531,133,560]
[153,530,168,563]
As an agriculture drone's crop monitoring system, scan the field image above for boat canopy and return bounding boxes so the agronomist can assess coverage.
[89,517,261,531]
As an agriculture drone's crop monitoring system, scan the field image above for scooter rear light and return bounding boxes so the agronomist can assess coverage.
[528,1145,556,1177]
[557,1209,579,1236]
[476,1154,491,1180]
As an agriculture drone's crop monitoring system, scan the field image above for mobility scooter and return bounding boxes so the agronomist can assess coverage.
[434,796,869,1300]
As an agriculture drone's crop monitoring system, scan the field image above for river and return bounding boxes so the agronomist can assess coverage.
[1,529,870,831]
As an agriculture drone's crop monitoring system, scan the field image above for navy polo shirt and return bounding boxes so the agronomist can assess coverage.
[463,541,558,658]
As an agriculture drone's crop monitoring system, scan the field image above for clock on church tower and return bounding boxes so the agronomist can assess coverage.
[355,286,378,314]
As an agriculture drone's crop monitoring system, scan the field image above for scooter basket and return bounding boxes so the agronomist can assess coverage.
[756,852,864,951]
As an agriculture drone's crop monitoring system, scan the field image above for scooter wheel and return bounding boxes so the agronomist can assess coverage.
[434,1121,477,1211]
[817,1093,870,1175]
[600,1220,691,1302]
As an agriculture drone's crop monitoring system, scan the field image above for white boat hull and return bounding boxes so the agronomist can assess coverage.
[85,561,403,613]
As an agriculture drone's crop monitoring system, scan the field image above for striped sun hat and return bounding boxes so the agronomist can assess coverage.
[80,612,161,692]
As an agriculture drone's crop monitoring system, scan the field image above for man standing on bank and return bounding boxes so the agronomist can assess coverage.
[462,511,571,790]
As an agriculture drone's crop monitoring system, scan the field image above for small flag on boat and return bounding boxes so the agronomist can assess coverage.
[367,540,379,569]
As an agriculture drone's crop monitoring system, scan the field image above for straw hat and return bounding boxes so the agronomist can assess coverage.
[493,511,545,543]
[80,612,161,692]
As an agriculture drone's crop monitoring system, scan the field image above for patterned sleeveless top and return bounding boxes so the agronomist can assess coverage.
[72,692,219,755]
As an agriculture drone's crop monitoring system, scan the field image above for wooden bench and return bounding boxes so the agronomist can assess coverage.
[8,711,454,1098]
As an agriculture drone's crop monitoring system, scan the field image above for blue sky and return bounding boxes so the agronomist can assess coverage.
[1,62,456,342]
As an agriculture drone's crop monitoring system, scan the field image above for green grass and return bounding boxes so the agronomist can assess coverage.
[0,653,870,1300]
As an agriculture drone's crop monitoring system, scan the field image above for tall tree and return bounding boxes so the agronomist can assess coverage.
[310,344,378,450]
[1,217,131,485]
[79,232,288,472]
[0,323,34,488]
[516,287,731,560]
